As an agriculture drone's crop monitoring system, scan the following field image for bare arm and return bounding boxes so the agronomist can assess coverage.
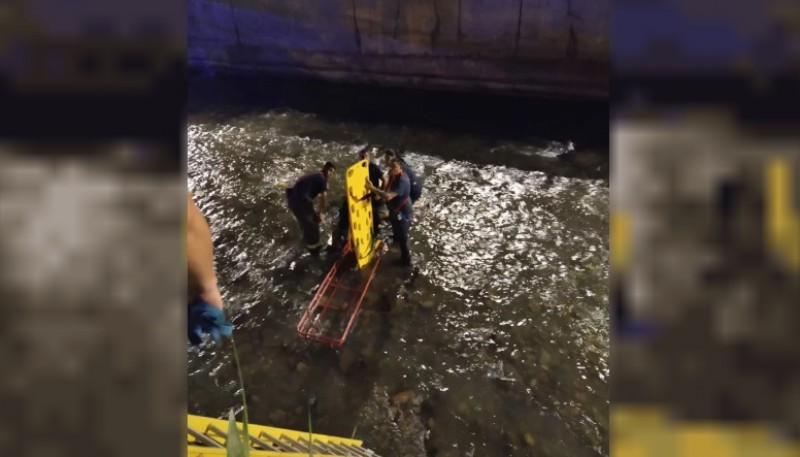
[187,193,223,309]
[316,191,327,217]
[365,180,396,201]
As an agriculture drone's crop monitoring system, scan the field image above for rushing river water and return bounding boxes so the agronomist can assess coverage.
[187,76,609,457]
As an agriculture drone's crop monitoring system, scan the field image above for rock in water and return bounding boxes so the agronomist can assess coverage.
[420,299,436,309]
[539,349,551,367]
[360,345,374,360]
[523,432,536,446]
[338,347,358,373]
[391,390,416,407]
[360,386,427,457]
[363,290,379,305]
[389,292,404,313]
[456,401,470,415]
[268,409,286,424]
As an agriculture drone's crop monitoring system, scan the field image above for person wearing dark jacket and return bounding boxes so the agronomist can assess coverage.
[358,146,385,234]
[286,162,336,254]
[330,197,350,253]
[366,158,413,266]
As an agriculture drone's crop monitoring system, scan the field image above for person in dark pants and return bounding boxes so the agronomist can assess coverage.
[286,161,336,255]
[366,158,413,266]
[329,197,350,253]
[383,149,422,203]
[358,146,385,235]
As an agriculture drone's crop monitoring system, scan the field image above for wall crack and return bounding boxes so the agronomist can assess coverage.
[430,0,442,50]
[457,0,464,46]
[565,0,578,60]
[227,0,241,45]
[352,0,362,53]
[514,0,524,57]
[394,0,402,39]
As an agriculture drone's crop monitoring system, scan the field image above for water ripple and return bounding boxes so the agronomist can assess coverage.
[187,110,609,457]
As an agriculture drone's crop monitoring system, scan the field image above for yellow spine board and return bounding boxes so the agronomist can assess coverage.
[612,406,800,457]
[766,157,800,271]
[345,159,376,269]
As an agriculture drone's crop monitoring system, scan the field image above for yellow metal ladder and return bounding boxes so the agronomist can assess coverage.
[188,414,381,457]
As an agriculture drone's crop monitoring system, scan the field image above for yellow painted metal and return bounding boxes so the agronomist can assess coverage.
[766,157,800,271]
[610,211,631,272]
[612,406,800,456]
[187,414,364,457]
[345,159,376,269]
[188,447,341,457]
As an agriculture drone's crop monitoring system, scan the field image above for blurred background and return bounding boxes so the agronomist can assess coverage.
[0,0,185,455]
[611,0,800,454]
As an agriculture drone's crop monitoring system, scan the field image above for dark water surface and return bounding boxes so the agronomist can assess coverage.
[187,76,609,457]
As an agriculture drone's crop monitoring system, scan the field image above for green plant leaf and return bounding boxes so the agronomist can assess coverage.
[231,337,251,457]
[226,408,248,457]
[308,407,314,457]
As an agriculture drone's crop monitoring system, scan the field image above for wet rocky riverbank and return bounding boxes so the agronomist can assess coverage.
[188,76,609,457]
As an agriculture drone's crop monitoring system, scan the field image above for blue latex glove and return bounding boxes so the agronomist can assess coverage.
[188,299,233,345]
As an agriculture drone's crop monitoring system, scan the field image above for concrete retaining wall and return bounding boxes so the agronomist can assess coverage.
[188,0,609,100]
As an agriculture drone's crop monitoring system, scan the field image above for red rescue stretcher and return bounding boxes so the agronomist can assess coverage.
[296,239,385,347]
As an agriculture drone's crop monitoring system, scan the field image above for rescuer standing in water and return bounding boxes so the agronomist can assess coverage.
[329,196,350,253]
[383,149,422,203]
[187,193,233,345]
[330,146,384,252]
[359,146,385,234]
[286,162,336,255]
[366,159,413,266]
